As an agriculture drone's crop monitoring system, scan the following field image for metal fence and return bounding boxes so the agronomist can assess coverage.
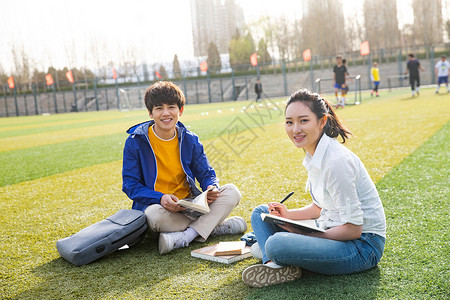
[1,44,449,117]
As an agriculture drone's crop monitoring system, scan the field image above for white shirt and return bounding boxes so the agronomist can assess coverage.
[303,134,386,238]
[435,60,450,77]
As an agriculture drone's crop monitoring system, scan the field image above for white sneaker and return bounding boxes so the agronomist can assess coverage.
[210,216,247,236]
[265,261,283,269]
[250,242,263,260]
[158,232,188,255]
[242,264,302,287]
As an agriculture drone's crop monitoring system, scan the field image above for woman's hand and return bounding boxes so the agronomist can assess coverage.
[268,202,289,218]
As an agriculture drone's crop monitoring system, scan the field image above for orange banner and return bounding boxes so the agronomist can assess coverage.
[66,70,74,83]
[7,76,15,89]
[360,41,370,56]
[155,71,162,79]
[250,52,258,66]
[45,74,54,86]
[303,49,311,62]
[200,61,208,72]
[112,67,117,79]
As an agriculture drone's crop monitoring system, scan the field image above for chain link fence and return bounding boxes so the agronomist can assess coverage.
[1,44,448,117]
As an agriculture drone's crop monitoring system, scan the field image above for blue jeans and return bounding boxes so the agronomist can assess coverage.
[251,205,385,275]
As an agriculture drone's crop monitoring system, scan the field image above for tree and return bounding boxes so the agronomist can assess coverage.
[173,54,182,79]
[206,42,221,74]
[291,19,303,60]
[159,65,168,79]
[31,67,45,87]
[257,38,272,67]
[228,28,256,71]
[64,39,78,82]
[274,16,291,61]
[363,0,400,50]
[90,36,109,80]
[11,43,32,92]
[412,0,442,45]
[446,20,450,41]
[302,0,346,56]
[0,63,8,86]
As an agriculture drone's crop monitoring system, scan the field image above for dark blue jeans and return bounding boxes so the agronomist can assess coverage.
[251,204,385,275]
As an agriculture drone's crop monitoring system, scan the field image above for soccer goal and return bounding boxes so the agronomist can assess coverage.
[118,87,146,111]
[313,75,362,105]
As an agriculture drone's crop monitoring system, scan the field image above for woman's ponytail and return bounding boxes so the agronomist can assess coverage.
[321,99,352,143]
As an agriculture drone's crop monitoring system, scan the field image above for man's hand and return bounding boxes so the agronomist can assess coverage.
[206,185,219,204]
[160,194,185,213]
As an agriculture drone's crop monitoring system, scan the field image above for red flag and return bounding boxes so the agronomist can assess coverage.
[360,41,370,56]
[155,71,162,79]
[7,76,15,89]
[112,67,117,79]
[45,74,54,86]
[200,61,208,72]
[303,49,311,62]
[66,70,74,83]
[250,52,258,66]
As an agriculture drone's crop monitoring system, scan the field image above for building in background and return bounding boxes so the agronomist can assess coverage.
[190,0,245,57]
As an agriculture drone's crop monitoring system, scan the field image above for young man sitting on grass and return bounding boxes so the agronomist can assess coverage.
[122,81,246,254]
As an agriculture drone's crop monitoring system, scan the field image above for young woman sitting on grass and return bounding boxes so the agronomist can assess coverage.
[242,88,386,288]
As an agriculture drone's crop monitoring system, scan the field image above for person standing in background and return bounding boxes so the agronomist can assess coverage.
[255,79,263,102]
[405,53,424,97]
[371,62,380,97]
[333,56,349,108]
[434,55,450,94]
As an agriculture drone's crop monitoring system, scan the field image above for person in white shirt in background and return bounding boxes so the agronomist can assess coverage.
[242,88,386,288]
[435,55,450,94]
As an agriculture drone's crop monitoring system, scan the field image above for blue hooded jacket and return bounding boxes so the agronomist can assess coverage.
[122,120,219,212]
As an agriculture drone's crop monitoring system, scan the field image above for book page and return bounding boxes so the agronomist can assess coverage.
[214,241,246,256]
[191,244,252,264]
[177,186,214,214]
[261,213,325,232]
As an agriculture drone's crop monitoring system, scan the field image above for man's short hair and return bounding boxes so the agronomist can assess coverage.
[144,81,186,112]
[408,53,415,58]
[336,55,342,59]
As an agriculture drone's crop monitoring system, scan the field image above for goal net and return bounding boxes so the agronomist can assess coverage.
[118,87,147,111]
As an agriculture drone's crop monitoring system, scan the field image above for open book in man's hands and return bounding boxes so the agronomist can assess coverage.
[261,213,326,233]
[176,186,215,214]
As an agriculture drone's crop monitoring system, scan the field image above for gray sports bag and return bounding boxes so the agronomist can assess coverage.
[56,209,147,266]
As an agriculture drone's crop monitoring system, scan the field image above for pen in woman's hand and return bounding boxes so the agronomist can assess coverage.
[280,192,294,204]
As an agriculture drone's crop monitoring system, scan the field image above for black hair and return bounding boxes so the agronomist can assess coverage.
[144,81,185,112]
[285,88,352,143]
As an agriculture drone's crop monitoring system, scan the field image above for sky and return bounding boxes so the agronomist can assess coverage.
[0,0,444,74]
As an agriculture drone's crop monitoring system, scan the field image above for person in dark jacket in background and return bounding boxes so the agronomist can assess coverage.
[122,81,246,254]
[405,53,425,97]
[255,79,263,101]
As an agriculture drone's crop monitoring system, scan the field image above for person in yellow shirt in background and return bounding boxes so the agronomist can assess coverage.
[370,62,380,97]
[122,81,246,255]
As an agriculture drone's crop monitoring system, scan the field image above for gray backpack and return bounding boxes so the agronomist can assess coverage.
[57,209,147,266]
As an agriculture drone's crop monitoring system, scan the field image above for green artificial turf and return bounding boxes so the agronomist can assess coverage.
[0,98,285,187]
[0,88,449,299]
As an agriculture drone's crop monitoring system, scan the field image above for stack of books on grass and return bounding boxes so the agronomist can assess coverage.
[191,241,252,264]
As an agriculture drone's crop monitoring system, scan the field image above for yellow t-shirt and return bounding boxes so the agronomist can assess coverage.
[371,67,380,81]
[148,125,191,200]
